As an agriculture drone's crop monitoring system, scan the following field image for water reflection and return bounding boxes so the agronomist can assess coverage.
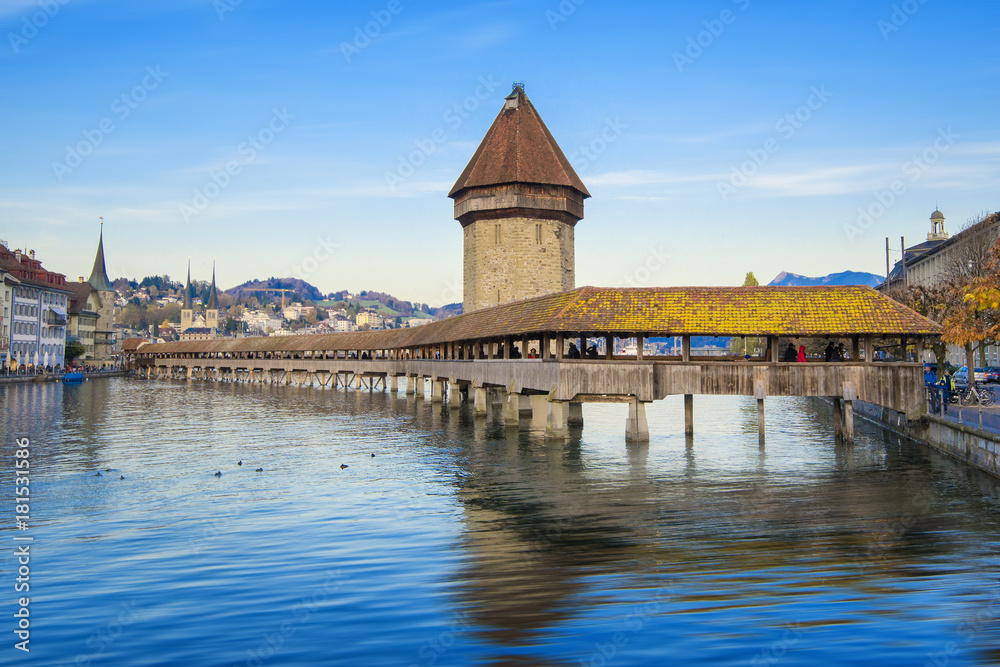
[1,379,999,666]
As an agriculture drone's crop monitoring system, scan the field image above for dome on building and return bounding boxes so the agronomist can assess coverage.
[931,209,945,221]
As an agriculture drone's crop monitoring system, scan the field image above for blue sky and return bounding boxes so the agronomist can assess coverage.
[1,0,998,304]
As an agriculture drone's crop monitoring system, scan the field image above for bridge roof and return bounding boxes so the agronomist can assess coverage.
[139,286,940,355]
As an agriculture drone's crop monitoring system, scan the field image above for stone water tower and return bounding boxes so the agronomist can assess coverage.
[449,84,590,313]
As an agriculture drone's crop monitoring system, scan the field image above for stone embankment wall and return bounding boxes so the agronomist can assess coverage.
[854,400,1000,478]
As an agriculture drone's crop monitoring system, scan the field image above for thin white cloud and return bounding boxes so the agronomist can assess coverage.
[586,170,724,187]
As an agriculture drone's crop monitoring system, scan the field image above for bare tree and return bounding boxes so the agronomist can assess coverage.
[944,211,999,283]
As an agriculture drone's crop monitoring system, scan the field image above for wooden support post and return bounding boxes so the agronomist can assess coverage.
[755,380,766,445]
[833,397,843,437]
[568,402,584,426]
[606,335,614,360]
[431,379,443,403]
[390,376,398,393]
[448,381,462,408]
[626,399,650,443]
[684,394,694,435]
[501,389,519,427]
[637,335,644,361]
[473,387,488,417]
[546,400,569,439]
[844,400,854,443]
[556,334,565,360]
[757,398,766,444]
[843,381,857,444]
[852,336,860,362]
[682,336,691,362]
[530,395,548,423]
[414,376,424,397]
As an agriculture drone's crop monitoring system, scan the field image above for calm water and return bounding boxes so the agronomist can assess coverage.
[2,378,999,666]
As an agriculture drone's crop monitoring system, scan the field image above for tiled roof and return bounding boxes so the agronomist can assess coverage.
[449,86,590,198]
[0,243,71,293]
[66,281,96,315]
[121,338,151,352]
[140,286,940,356]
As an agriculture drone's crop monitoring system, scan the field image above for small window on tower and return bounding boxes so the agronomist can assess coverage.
[495,224,501,245]
[535,224,543,245]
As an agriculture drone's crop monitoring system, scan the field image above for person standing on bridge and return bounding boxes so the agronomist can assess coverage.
[783,343,797,362]
[797,344,807,363]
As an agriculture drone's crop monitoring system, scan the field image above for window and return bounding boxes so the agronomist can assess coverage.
[535,223,543,245]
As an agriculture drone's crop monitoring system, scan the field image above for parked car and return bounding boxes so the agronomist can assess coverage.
[954,366,988,388]
[985,367,1000,384]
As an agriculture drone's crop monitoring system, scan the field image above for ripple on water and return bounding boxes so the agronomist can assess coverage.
[2,380,1000,666]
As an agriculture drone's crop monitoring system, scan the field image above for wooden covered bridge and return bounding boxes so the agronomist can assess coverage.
[130,285,941,443]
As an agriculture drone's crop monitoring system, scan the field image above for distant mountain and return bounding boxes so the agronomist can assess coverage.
[768,271,884,288]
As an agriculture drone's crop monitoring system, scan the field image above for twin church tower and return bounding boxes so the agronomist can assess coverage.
[451,84,590,313]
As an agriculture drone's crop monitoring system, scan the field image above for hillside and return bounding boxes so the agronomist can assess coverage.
[225,278,325,302]
[768,271,883,288]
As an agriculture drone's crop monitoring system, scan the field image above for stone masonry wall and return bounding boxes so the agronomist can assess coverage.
[464,217,574,313]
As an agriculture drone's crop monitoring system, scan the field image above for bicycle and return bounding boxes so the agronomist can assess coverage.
[927,384,942,414]
[959,381,996,407]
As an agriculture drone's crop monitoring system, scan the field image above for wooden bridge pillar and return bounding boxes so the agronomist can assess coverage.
[448,381,462,408]
[833,398,843,437]
[625,399,650,443]
[844,400,855,443]
[755,380,766,446]
[390,376,398,393]
[530,395,549,423]
[473,387,488,417]
[757,399,766,444]
[684,394,694,435]
[567,402,584,426]
[431,379,444,403]
[413,376,424,397]
[843,381,857,444]
[502,390,520,427]
[546,400,569,439]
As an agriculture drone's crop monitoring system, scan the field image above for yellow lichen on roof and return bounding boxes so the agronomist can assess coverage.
[140,285,941,356]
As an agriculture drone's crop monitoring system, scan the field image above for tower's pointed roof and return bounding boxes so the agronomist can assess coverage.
[449,85,590,198]
[183,260,192,310]
[207,262,218,310]
[88,223,114,292]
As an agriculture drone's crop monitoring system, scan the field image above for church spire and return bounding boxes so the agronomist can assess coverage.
[183,259,192,310]
[88,217,114,292]
[206,260,218,310]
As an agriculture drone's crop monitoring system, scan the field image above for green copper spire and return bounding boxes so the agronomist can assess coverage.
[183,259,192,310]
[88,219,114,292]
[206,261,218,310]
